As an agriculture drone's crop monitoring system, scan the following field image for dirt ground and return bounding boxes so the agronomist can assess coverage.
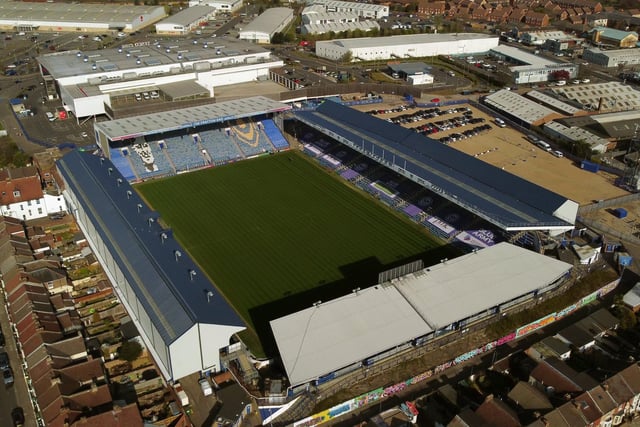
[352,100,628,205]
[581,201,640,239]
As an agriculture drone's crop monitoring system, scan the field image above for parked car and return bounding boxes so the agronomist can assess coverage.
[0,351,9,370]
[3,366,13,385]
[12,407,24,427]
[199,378,213,396]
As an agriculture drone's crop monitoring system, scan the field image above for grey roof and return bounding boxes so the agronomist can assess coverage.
[37,38,270,80]
[294,101,576,230]
[157,5,216,27]
[272,243,571,387]
[553,82,640,113]
[328,32,496,49]
[94,96,290,140]
[271,283,433,387]
[391,242,572,330]
[308,0,388,13]
[241,7,293,35]
[490,45,557,67]
[56,150,245,345]
[388,62,432,75]
[302,20,378,35]
[624,283,640,308]
[484,89,558,124]
[525,90,583,115]
[0,2,164,27]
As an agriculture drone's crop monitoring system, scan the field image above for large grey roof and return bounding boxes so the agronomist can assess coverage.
[484,89,558,124]
[0,2,163,27]
[37,38,270,80]
[95,96,291,140]
[57,150,245,345]
[490,45,556,67]
[294,101,576,230]
[158,5,216,27]
[241,7,293,35]
[271,242,572,386]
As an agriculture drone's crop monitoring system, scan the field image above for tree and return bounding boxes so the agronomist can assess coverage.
[339,51,353,64]
[118,340,142,362]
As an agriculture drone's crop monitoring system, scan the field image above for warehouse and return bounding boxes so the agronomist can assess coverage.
[306,0,389,19]
[188,0,243,13]
[490,45,578,84]
[388,62,434,85]
[301,5,379,35]
[155,5,216,35]
[0,2,165,32]
[583,48,640,68]
[238,7,294,44]
[37,38,283,119]
[315,33,499,62]
[483,89,563,126]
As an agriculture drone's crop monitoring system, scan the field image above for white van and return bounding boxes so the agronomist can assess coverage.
[536,141,552,152]
[46,112,56,121]
[494,118,506,128]
[555,80,567,86]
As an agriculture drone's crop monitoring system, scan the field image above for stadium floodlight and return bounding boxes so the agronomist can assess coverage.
[206,291,214,303]
[313,300,322,307]
[117,178,123,186]
[174,250,182,262]
[108,167,113,175]
[126,190,132,199]
[160,232,167,244]
[189,269,197,281]
[137,203,143,213]
[100,158,105,165]
[148,217,155,227]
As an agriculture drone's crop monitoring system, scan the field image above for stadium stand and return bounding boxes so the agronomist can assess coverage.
[294,101,578,233]
[199,129,244,165]
[262,119,289,150]
[231,122,273,157]
[148,140,174,175]
[109,148,136,181]
[163,136,207,172]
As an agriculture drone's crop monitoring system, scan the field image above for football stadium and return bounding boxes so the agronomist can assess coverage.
[57,95,578,390]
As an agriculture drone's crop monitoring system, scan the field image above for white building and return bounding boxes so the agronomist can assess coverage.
[188,0,243,13]
[37,38,283,119]
[306,0,388,19]
[0,166,66,221]
[0,2,165,33]
[57,151,246,381]
[315,33,499,62]
[156,6,216,35]
[583,47,640,68]
[544,121,609,153]
[490,45,578,84]
[238,7,294,44]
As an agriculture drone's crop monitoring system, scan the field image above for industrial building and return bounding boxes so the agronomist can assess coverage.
[36,39,283,119]
[57,150,247,381]
[238,8,294,44]
[544,121,610,153]
[490,45,578,84]
[588,26,639,48]
[520,30,583,53]
[271,242,572,389]
[552,81,640,113]
[0,2,165,33]
[315,33,499,62]
[388,62,434,85]
[188,0,243,13]
[301,6,379,35]
[483,90,563,127]
[155,5,216,35]
[305,0,389,19]
[583,47,640,68]
[558,109,640,141]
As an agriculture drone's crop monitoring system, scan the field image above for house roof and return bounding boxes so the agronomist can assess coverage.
[294,101,577,231]
[623,282,640,308]
[0,166,43,205]
[475,395,520,427]
[57,358,104,395]
[530,357,597,394]
[507,381,553,411]
[71,403,143,427]
[557,324,595,348]
[56,150,246,347]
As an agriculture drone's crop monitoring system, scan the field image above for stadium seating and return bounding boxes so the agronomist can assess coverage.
[231,122,273,157]
[262,119,289,150]
[163,136,207,172]
[109,148,137,181]
[148,140,174,175]
[199,129,244,165]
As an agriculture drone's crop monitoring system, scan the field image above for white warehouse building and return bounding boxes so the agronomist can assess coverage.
[238,7,294,44]
[188,0,243,13]
[306,0,389,19]
[583,47,640,68]
[155,5,217,35]
[57,150,246,381]
[315,33,499,62]
[0,2,165,32]
[37,38,283,119]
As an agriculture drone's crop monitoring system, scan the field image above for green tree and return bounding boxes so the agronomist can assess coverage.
[339,51,353,64]
[118,340,143,362]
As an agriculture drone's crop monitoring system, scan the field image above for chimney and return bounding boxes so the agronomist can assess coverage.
[602,383,609,391]
[91,380,98,393]
[598,97,604,111]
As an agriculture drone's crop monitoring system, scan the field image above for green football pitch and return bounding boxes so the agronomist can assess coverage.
[137,151,449,351]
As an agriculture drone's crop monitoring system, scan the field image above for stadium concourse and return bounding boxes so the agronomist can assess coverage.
[292,101,578,236]
[93,96,292,182]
